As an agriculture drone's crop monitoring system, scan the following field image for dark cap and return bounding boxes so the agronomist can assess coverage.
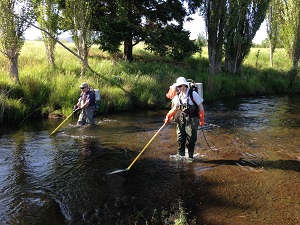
[79,82,88,88]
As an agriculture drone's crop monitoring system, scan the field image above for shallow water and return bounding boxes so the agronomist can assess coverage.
[0,94,299,225]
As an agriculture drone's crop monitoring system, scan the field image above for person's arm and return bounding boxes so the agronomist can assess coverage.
[78,94,91,109]
[76,96,82,108]
[79,99,90,109]
[165,105,178,124]
[198,103,205,126]
[76,100,81,108]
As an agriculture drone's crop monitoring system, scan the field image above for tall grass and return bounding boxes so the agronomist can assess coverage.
[0,41,299,124]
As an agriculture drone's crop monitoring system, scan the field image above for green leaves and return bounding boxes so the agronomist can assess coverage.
[0,0,34,81]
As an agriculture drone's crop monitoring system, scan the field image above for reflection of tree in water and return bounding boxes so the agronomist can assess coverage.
[6,133,65,225]
[12,134,27,185]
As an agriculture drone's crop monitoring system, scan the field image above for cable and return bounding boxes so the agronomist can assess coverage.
[200,128,218,152]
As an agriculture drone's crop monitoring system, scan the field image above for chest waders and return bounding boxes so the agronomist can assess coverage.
[176,104,199,158]
[78,92,96,126]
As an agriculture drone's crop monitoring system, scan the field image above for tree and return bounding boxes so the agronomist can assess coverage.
[61,0,97,76]
[224,0,271,73]
[0,0,34,82]
[34,0,60,67]
[194,32,207,58]
[266,1,280,67]
[202,0,226,75]
[144,24,198,61]
[94,0,198,61]
[277,0,300,71]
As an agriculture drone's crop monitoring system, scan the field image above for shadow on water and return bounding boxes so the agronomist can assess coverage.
[0,131,243,225]
[201,159,300,172]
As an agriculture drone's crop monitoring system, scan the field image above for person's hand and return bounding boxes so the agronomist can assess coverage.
[73,105,78,112]
[198,110,205,127]
[165,109,176,124]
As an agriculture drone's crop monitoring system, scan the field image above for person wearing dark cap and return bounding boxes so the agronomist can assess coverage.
[76,82,96,126]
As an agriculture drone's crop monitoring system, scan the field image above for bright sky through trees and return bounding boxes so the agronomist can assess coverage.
[25,14,267,44]
[182,15,267,44]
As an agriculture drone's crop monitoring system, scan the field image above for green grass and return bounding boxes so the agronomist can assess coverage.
[0,41,299,124]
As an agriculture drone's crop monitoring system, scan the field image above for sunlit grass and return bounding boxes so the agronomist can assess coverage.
[244,48,292,71]
[0,92,27,123]
[0,41,299,123]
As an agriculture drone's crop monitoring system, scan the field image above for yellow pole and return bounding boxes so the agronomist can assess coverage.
[126,123,166,171]
[50,109,78,136]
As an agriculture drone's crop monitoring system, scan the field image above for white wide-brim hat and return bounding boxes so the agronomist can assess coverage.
[173,77,189,87]
[169,83,177,89]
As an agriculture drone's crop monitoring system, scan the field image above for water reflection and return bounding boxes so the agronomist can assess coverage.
[0,95,299,225]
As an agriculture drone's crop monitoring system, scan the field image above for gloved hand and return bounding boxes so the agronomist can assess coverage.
[73,105,78,112]
[198,110,205,127]
[165,109,176,124]
[166,87,177,100]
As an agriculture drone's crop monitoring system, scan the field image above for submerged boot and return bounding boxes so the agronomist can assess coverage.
[187,149,194,163]
[178,143,186,157]
[186,157,194,163]
[169,154,184,161]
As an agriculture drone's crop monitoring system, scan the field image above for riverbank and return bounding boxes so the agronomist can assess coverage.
[0,41,299,124]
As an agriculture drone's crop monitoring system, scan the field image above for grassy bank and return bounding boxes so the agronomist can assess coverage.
[0,41,299,123]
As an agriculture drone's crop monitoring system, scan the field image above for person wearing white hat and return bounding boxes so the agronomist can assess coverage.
[164,77,205,162]
[75,82,96,126]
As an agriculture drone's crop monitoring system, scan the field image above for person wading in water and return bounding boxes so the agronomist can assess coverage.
[75,82,96,126]
[164,77,205,162]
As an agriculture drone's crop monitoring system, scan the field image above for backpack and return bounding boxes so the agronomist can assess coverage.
[187,79,199,108]
[187,79,199,95]
[89,88,101,117]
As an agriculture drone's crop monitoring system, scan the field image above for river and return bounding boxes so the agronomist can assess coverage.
[0,94,299,225]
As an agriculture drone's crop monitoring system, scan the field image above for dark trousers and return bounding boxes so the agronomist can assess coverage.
[176,115,199,158]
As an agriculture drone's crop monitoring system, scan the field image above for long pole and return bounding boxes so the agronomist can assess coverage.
[126,123,166,171]
[50,109,78,136]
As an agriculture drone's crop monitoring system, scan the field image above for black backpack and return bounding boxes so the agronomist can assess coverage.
[187,79,198,95]
[187,79,198,108]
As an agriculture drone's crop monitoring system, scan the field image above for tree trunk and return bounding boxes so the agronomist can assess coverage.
[224,53,240,73]
[293,58,299,71]
[123,37,133,62]
[270,45,273,67]
[81,49,89,77]
[45,42,55,67]
[204,0,226,76]
[8,54,19,83]
[208,46,222,75]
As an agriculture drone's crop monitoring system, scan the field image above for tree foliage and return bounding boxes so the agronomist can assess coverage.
[276,0,300,70]
[0,0,34,82]
[144,25,198,61]
[266,0,281,67]
[93,0,197,61]
[33,0,60,67]
[202,0,226,75]
[3,0,299,84]
[224,0,271,73]
[60,0,98,76]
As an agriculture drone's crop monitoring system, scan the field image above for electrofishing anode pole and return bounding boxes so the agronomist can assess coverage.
[107,122,166,175]
[50,108,79,136]
[126,122,166,171]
